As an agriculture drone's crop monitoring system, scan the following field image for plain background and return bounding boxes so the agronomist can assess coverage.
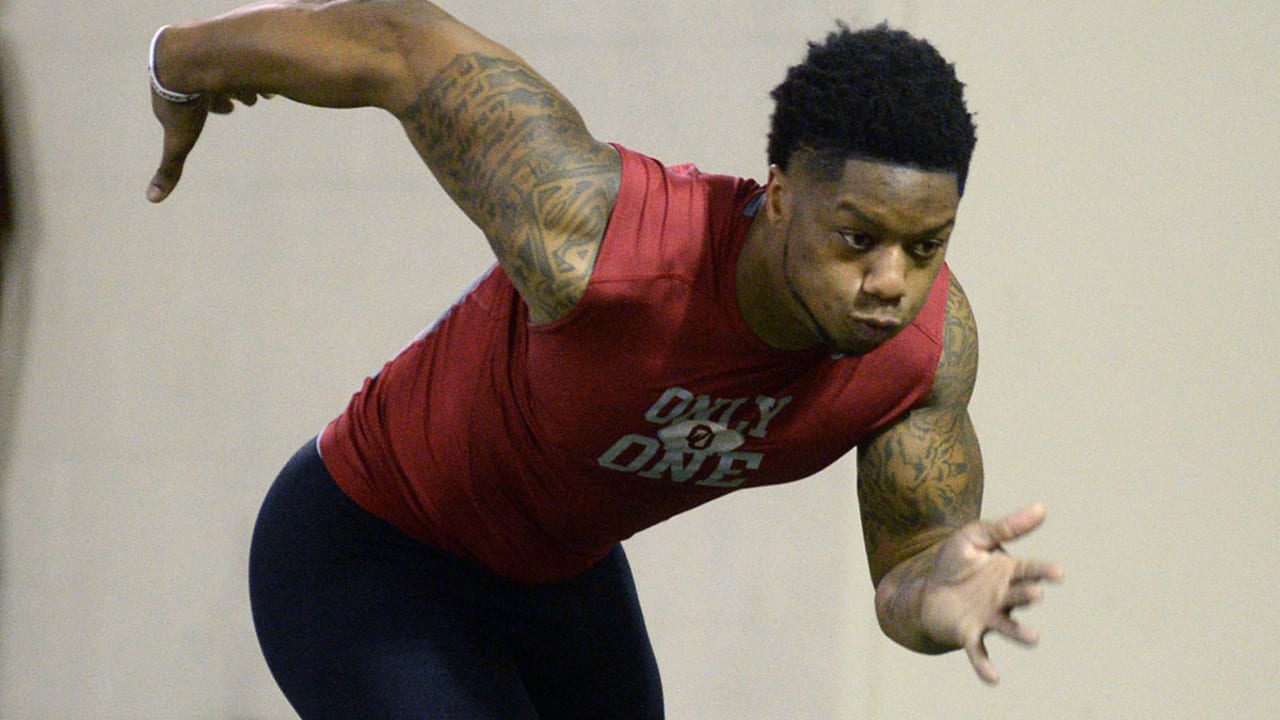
[1,1,1277,718]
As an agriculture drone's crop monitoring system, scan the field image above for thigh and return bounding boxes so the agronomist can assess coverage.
[248,440,538,720]
[515,546,665,720]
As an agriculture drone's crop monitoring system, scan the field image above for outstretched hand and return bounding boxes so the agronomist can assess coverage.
[919,504,1064,684]
[147,90,270,203]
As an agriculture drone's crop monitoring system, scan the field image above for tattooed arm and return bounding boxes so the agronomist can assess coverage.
[147,1,619,322]
[856,276,1063,684]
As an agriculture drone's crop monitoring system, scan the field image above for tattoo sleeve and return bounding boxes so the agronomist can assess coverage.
[857,277,984,586]
[399,53,620,323]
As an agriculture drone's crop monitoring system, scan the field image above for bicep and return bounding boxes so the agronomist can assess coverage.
[392,18,620,323]
[856,275,984,585]
[857,404,984,585]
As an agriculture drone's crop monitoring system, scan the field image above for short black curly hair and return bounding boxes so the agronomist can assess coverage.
[768,23,977,194]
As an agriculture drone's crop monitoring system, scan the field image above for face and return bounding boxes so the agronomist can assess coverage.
[763,156,960,356]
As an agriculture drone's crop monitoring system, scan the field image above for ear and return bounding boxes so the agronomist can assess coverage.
[765,164,791,224]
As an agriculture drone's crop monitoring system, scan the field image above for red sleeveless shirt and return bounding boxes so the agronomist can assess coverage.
[320,146,950,585]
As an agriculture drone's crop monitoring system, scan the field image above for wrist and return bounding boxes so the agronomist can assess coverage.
[149,26,202,103]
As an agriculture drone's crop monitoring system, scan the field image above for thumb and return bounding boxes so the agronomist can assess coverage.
[975,503,1048,549]
[148,94,208,203]
[148,157,185,203]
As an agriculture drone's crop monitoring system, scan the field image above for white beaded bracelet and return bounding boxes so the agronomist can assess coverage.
[149,25,202,103]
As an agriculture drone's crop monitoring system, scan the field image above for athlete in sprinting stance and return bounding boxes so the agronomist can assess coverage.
[147,2,1064,718]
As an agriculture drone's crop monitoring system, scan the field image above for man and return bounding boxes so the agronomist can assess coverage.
[147,2,1064,718]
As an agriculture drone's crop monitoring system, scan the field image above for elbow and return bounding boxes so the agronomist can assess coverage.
[871,571,907,644]
[304,1,449,112]
[367,4,462,114]
[872,559,954,656]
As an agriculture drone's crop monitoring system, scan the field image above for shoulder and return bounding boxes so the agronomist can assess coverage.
[592,147,760,280]
[926,273,979,409]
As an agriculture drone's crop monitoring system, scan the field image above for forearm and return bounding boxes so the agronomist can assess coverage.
[155,1,454,111]
[874,542,956,655]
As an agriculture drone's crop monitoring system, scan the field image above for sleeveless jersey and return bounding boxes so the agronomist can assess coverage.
[319,145,951,585]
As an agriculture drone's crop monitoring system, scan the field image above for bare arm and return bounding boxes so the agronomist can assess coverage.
[858,276,985,588]
[857,276,1063,683]
[148,0,619,323]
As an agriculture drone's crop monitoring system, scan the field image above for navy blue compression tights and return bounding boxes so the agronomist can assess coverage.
[249,439,665,720]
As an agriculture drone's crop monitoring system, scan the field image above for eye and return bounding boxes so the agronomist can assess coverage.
[910,239,947,260]
[838,231,874,251]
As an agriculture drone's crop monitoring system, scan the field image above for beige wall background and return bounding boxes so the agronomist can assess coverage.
[1,1,1277,718]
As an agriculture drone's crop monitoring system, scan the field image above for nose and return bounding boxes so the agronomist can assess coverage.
[860,246,908,302]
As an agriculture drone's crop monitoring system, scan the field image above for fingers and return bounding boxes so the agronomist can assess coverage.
[1016,556,1065,584]
[1003,580,1044,609]
[939,505,1063,686]
[208,92,273,115]
[149,120,202,203]
[990,610,1039,646]
[965,574,1056,684]
[963,503,1062,558]
[985,503,1047,546]
[147,170,178,204]
[964,636,1000,685]
[208,96,237,115]
[148,92,210,203]
[148,133,196,203]
[965,567,1055,686]
[148,135,187,203]
[966,613,1040,686]
[993,563,1056,647]
[208,92,267,115]
[148,91,272,202]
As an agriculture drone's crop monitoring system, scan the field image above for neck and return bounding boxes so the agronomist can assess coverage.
[735,211,815,352]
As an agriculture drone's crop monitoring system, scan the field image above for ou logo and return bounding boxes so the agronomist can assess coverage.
[657,420,746,454]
